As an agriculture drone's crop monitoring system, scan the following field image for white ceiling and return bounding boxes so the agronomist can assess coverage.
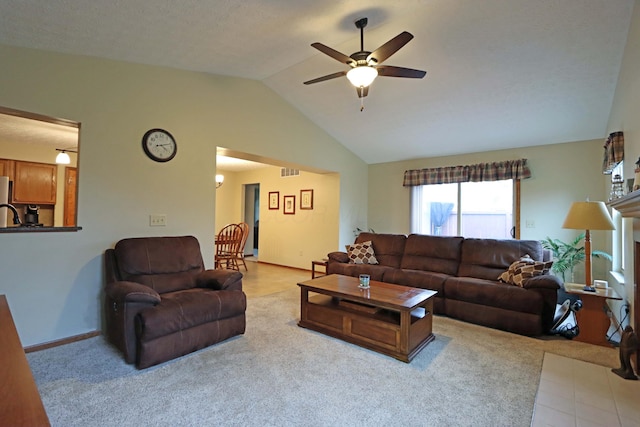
[0,111,78,149]
[0,0,634,164]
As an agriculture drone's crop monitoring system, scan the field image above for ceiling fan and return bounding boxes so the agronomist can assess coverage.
[304,17,426,103]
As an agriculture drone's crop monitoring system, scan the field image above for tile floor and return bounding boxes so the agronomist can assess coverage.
[532,353,640,427]
[239,261,640,427]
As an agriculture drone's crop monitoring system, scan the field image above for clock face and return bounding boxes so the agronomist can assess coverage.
[142,129,177,162]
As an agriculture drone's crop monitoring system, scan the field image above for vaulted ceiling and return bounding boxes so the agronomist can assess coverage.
[0,0,634,164]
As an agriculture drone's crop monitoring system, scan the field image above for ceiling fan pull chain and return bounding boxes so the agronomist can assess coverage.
[360,95,365,112]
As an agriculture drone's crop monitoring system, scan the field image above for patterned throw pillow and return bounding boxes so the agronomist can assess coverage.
[498,255,553,287]
[346,241,379,265]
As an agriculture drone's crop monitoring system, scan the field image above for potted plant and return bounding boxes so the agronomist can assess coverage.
[541,233,612,282]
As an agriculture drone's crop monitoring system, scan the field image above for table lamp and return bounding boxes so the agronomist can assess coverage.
[562,200,615,291]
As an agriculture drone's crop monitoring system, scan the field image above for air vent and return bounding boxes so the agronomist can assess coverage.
[280,168,300,178]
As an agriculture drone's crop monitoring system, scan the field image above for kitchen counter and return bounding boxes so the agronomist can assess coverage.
[0,226,82,233]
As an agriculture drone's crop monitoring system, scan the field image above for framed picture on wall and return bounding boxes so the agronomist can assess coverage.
[269,191,279,210]
[283,195,295,215]
[300,189,313,210]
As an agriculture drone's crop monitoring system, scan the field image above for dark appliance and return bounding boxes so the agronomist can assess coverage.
[24,205,43,227]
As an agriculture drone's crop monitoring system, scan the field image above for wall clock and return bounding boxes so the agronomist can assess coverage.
[142,128,177,162]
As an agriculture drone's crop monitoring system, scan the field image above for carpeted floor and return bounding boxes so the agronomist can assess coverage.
[27,288,617,427]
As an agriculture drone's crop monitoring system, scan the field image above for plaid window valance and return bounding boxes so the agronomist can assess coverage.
[403,159,531,186]
[602,131,624,174]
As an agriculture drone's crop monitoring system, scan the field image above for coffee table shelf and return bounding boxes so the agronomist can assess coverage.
[298,274,436,362]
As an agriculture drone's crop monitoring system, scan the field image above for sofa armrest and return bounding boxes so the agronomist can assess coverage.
[522,274,562,290]
[196,269,243,291]
[105,281,161,304]
[328,251,349,263]
[523,274,562,333]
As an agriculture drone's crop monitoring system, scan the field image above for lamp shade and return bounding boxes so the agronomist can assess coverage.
[55,151,71,165]
[346,66,378,88]
[562,201,615,231]
[215,174,224,188]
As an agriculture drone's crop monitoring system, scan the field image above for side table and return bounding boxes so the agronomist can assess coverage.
[311,259,328,279]
[564,283,622,347]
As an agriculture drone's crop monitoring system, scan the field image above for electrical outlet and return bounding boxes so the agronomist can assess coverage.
[525,219,535,228]
[149,214,166,226]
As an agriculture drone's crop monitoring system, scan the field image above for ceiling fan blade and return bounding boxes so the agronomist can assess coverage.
[303,71,347,85]
[376,65,426,79]
[356,86,369,98]
[311,43,356,66]
[367,31,414,64]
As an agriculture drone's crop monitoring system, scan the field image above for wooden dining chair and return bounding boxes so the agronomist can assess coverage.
[215,223,243,270]
[233,222,250,271]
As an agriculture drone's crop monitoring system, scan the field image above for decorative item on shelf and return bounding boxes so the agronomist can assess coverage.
[609,174,625,201]
[215,174,224,189]
[634,157,640,191]
[562,200,615,292]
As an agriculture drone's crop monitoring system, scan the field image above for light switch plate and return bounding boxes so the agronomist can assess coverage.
[149,214,166,226]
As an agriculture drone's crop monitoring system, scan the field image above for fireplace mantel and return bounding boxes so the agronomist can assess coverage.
[608,191,639,371]
[608,190,640,217]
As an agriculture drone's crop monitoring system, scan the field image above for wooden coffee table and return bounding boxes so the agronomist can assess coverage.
[297,274,436,362]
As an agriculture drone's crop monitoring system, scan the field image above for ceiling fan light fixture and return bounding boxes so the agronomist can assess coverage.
[346,66,378,88]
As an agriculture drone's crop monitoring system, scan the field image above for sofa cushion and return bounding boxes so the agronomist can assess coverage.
[382,269,448,314]
[498,255,553,287]
[346,241,379,264]
[457,238,543,281]
[137,288,247,342]
[114,236,205,294]
[326,262,393,281]
[445,276,543,315]
[355,232,406,268]
[401,234,463,275]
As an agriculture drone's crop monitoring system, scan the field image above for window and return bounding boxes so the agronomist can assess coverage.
[411,179,516,238]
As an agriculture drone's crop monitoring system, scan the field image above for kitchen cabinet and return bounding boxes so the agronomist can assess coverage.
[0,159,13,178]
[12,161,57,205]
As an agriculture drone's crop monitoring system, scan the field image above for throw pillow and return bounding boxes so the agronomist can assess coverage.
[346,241,379,265]
[498,255,553,287]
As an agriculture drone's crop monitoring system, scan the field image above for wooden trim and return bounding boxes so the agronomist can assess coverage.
[0,105,79,129]
[515,179,521,239]
[610,192,640,373]
[0,295,50,426]
[24,330,101,353]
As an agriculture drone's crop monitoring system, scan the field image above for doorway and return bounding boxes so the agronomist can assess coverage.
[244,183,260,259]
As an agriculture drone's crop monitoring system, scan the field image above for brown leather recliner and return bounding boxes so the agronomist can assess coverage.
[104,235,246,369]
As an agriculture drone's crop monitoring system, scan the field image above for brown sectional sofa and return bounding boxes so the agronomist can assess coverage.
[327,232,561,336]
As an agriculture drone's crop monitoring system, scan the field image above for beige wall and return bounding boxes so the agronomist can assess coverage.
[606,0,640,327]
[216,165,339,269]
[0,43,366,346]
[368,139,610,283]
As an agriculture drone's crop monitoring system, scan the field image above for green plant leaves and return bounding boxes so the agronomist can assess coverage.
[541,233,612,281]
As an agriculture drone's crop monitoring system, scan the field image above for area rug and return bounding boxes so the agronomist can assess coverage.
[26,288,616,426]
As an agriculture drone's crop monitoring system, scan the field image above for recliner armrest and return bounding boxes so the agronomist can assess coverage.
[196,269,243,291]
[328,251,349,263]
[105,281,161,304]
[522,274,562,290]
